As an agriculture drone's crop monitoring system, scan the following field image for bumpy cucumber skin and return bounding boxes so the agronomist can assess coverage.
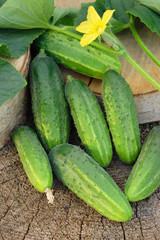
[125,126,160,202]
[36,29,121,79]
[30,56,70,151]
[12,126,53,192]
[65,78,112,168]
[102,70,141,164]
[49,143,133,222]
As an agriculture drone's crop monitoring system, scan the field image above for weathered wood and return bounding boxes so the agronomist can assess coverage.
[0,48,30,149]
[0,122,160,240]
[0,1,160,239]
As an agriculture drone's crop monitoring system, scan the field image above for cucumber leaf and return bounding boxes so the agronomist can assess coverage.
[52,7,79,26]
[110,18,130,33]
[0,57,27,107]
[0,43,11,57]
[109,0,138,24]
[135,0,160,15]
[128,5,160,36]
[0,0,6,7]
[0,28,45,57]
[0,0,54,29]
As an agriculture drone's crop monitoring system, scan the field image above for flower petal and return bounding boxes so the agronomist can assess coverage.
[80,32,99,47]
[87,6,101,25]
[102,9,115,25]
[76,21,95,34]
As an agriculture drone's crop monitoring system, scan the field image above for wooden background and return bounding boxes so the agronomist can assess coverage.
[0,1,160,239]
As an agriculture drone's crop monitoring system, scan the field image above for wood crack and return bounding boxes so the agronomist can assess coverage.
[101,216,105,239]
[79,217,85,240]
[22,193,44,240]
[0,176,18,185]
[0,202,13,222]
[156,192,160,201]
[135,202,144,239]
[121,223,126,240]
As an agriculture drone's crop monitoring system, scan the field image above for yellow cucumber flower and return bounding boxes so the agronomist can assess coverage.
[76,6,115,47]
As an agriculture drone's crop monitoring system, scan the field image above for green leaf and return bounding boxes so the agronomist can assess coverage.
[135,0,160,15]
[110,17,130,33]
[128,5,160,36]
[110,0,138,24]
[0,0,54,29]
[0,0,6,7]
[0,43,11,57]
[52,7,78,26]
[0,57,27,107]
[0,28,45,57]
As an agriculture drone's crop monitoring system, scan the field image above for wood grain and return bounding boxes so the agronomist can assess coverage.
[0,1,160,239]
[0,122,160,240]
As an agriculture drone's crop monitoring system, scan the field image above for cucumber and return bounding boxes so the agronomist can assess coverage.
[49,143,133,222]
[36,28,121,79]
[65,76,112,167]
[30,55,70,151]
[102,70,141,164]
[12,126,54,204]
[125,126,160,202]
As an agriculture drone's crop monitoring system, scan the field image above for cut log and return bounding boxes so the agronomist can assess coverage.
[0,48,30,149]
[0,122,159,240]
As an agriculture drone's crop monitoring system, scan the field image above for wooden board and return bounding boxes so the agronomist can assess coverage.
[55,0,160,124]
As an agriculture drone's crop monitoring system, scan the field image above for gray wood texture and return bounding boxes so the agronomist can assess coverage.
[0,121,160,240]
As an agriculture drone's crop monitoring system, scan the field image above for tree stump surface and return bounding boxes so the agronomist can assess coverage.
[0,0,160,239]
[0,119,160,240]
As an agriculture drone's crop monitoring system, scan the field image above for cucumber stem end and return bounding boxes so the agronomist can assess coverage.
[45,188,54,204]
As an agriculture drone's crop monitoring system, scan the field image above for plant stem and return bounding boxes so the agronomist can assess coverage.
[129,17,160,67]
[50,25,124,56]
[123,51,160,91]
[49,24,160,91]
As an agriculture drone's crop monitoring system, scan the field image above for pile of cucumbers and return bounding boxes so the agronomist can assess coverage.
[13,54,160,222]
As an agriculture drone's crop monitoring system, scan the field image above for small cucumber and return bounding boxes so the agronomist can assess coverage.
[12,126,54,204]
[36,28,121,79]
[102,70,141,164]
[30,55,70,151]
[65,76,112,167]
[49,143,133,222]
[125,126,160,202]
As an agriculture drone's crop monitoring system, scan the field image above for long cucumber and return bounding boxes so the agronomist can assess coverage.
[125,126,160,202]
[30,55,70,151]
[49,143,133,222]
[65,76,112,167]
[102,70,141,164]
[13,126,54,204]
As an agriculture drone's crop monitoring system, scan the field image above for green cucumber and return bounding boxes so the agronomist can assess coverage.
[65,76,112,167]
[125,126,160,202]
[12,126,54,204]
[30,55,70,152]
[36,28,121,79]
[49,143,133,222]
[102,70,141,164]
